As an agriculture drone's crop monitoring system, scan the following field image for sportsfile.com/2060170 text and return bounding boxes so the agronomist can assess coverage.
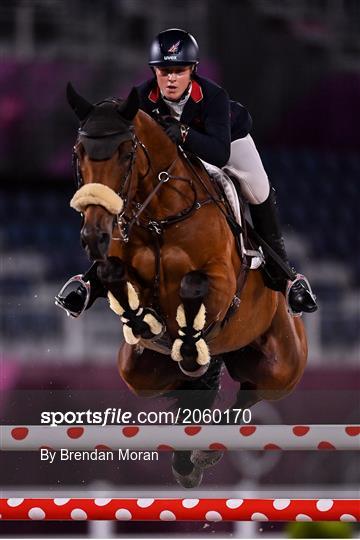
[40,407,252,426]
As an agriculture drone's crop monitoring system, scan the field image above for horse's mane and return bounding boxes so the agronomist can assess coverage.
[133,108,214,190]
[134,108,165,134]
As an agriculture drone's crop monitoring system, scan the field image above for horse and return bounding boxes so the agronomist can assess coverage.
[66,83,308,487]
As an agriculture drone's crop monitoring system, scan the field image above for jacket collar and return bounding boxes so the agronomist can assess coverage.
[148,84,160,103]
[190,79,203,103]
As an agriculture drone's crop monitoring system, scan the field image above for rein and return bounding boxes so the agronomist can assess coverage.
[178,146,244,237]
[117,154,179,242]
[118,165,213,240]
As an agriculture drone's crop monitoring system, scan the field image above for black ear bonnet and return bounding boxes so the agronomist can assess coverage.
[78,100,134,160]
[67,83,140,160]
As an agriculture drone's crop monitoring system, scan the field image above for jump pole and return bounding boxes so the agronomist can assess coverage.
[1,424,359,451]
[0,498,359,521]
[2,425,358,522]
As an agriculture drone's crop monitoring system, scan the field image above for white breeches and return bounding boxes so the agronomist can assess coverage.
[224,134,270,205]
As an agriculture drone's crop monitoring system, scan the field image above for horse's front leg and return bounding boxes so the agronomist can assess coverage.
[171,271,211,377]
[118,342,179,396]
[98,256,164,343]
[171,266,235,376]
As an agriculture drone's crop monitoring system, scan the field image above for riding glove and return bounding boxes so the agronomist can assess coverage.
[161,116,189,145]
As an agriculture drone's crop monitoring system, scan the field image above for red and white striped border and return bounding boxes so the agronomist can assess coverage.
[0,498,358,521]
[1,425,359,451]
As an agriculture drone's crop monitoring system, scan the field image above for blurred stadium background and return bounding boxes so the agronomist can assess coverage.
[0,0,359,538]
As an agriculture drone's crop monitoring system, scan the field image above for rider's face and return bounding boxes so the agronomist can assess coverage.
[155,66,192,101]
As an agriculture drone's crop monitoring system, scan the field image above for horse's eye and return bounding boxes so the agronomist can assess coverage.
[122,152,133,162]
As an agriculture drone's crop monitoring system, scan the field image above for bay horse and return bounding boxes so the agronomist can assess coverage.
[66,83,307,487]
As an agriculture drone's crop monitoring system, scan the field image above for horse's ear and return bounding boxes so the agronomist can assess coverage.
[118,87,139,121]
[66,82,93,121]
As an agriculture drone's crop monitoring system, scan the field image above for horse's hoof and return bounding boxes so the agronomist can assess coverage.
[190,449,224,469]
[178,362,210,378]
[172,464,203,489]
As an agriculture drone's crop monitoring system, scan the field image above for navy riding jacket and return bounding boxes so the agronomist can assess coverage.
[136,74,252,168]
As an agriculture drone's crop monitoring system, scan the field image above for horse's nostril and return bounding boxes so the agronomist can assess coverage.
[79,224,110,261]
[81,225,93,241]
[99,232,110,247]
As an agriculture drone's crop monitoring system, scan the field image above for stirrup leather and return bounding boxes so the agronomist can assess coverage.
[285,273,317,318]
[54,274,91,318]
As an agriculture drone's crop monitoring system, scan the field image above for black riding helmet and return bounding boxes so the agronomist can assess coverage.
[149,28,199,67]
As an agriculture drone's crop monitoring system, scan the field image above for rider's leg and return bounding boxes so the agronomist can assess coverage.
[225,135,317,314]
[55,262,107,317]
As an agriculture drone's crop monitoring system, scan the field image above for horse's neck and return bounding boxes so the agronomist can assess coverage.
[134,112,202,217]
[134,111,175,170]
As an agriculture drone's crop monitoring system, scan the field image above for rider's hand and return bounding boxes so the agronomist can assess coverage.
[161,116,189,145]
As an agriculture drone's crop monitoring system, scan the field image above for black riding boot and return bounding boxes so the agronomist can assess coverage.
[249,187,317,315]
[55,262,107,318]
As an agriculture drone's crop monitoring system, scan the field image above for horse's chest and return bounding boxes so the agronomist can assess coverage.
[130,247,156,282]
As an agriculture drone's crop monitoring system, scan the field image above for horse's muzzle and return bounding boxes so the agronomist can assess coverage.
[81,225,110,261]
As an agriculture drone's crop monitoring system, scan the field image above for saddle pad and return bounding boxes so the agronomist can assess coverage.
[200,160,263,270]
[200,160,241,225]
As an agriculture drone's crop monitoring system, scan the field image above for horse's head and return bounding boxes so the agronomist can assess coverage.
[67,83,139,260]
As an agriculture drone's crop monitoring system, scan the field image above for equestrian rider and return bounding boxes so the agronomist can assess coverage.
[55,28,317,318]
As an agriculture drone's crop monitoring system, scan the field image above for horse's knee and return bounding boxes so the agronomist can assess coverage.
[118,344,176,397]
[118,345,155,394]
[117,344,141,385]
[119,359,155,397]
[180,271,209,301]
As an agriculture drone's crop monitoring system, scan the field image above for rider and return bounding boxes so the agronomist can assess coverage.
[55,28,317,317]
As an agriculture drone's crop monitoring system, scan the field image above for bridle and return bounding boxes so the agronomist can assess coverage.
[70,106,253,343]
[71,113,208,240]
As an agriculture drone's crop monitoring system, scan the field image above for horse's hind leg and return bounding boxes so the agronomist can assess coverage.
[223,346,265,421]
[224,297,308,417]
[97,256,164,342]
[171,271,210,375]
[169,356,223,488]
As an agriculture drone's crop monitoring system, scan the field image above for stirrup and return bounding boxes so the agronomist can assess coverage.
[54,274,91,318]
[285,273,316,318]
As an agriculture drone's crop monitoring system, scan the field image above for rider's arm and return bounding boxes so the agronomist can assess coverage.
[183,89,231,168]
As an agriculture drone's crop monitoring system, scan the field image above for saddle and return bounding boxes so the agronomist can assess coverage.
[200,160,264,271]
